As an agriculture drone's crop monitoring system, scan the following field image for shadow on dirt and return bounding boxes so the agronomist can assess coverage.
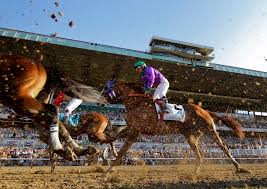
[113,178,267,189]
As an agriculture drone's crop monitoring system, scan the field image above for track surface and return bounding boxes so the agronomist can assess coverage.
[0,164,266,189]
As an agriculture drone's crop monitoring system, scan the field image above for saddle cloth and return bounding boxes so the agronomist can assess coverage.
[155,103,185,122]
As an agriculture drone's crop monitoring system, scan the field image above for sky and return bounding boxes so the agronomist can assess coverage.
[0,0,267,72]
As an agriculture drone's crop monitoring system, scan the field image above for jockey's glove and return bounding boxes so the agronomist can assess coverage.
[144,87,151,96]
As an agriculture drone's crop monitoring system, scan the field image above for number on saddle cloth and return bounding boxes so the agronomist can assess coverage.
[154,101,185,122]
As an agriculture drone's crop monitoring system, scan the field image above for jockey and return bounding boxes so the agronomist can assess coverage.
[53,91,83,124]
[63,98,83,124]
[104,75,116,99]
[134,60,170,113]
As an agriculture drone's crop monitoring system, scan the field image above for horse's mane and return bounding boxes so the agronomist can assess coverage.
[64,78,106,104]
[46,68,106,104]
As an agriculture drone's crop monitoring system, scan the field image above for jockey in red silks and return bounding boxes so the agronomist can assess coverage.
[134,60,170,113]
[53,91,65,107]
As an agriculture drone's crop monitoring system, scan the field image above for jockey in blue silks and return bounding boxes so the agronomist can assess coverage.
[134,60,170,113]
[59,112,80,127]
[63,98,83,124]
[53,92,83,125]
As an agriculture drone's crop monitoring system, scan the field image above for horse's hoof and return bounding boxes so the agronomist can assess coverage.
[104,166,114,174]
[236,168,251,174]
[86,146,99,156]
[54,149,77,161]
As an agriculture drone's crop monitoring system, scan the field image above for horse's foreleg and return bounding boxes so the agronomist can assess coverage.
[34,121,77,161]
[50,151,57,174]
[106,135,137,174]
[112,132,138,167]
[59,121,99,157]
[103,126,129,143]
[28,102,63,152]
[110,142,118,157]
[18,97,64,152]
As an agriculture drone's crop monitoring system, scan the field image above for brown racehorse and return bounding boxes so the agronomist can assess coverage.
[0,54,106,160]
[103,80,250,174]
[42,111,113,173]
[0,110,111,171]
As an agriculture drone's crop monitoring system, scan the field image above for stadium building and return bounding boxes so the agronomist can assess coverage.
[0,27,266,165]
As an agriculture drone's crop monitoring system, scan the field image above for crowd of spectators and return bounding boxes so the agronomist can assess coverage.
[0,105,266,165]
[0,146,49,159]
[0,128,39,139]
[0,125,266,160]
[104,136,267,162]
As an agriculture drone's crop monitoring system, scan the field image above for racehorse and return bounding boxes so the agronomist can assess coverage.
[41,111,115,173]
[0,54,107,160]
[103,80,250,174]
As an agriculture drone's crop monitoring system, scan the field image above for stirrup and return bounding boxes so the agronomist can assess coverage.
[162,109,169,114]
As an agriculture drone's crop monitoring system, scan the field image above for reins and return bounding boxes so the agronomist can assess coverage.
[128,93,153,99]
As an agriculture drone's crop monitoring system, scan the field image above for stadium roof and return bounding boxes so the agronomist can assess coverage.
[0,27,266,112]
[149,36,214,56]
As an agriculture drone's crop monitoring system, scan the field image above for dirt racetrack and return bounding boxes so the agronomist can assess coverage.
[0,164,266,189]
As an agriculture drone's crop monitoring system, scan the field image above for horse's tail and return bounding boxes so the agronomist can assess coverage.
[207,111,245,140]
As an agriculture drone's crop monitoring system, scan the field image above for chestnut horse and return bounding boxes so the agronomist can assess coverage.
[104,80,250,174]
[45,111,112,173]
[0,54,106,160]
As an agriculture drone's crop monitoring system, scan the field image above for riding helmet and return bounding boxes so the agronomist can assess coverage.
[134,61,146,69]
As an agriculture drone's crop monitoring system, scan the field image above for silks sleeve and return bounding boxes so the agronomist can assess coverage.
[53,91,65,107]
[145,67,155,89]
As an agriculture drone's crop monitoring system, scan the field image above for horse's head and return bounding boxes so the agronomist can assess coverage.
[79,112,109,142]
[104,79,144,102]
[45,69,106,104]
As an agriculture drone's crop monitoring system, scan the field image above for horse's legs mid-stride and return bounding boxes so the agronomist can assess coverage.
[58,122,99,157]
[185,131,204,174]
[209,122,250,173]
[50,152,57,174]
[106,130,139,173]
[110,142,118,157]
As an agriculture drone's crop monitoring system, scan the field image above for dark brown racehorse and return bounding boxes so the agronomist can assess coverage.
[0,54,106,160]
[104,80,250,174]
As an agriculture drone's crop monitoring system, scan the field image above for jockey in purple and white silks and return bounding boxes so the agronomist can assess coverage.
[134,60,170,113]
[104,76,116,99]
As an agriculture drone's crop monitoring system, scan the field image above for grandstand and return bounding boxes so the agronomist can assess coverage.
[0,27,266,165]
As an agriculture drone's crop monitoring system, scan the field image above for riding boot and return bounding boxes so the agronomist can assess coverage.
[50,123,63,151]
[44,104,63,151]
[162,96,169,113]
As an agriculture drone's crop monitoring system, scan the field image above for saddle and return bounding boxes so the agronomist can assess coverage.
[155,101,185,122]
